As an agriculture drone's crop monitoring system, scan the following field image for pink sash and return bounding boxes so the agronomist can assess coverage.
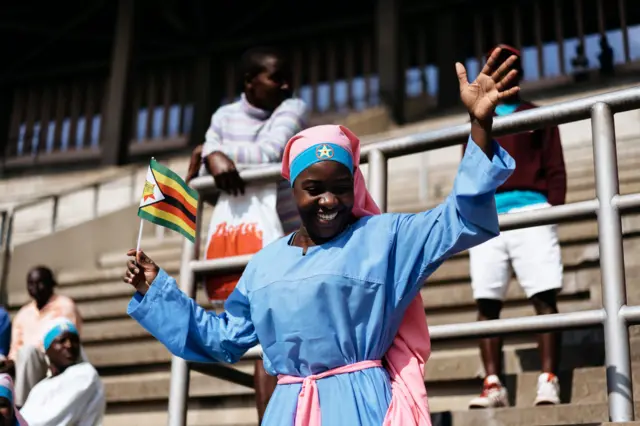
[278,360,383,426]
[277,296,431,426]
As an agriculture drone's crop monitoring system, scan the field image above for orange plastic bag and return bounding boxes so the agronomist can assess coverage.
[204,184,284,301]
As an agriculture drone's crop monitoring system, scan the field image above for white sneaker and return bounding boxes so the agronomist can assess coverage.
[534,372,561,406]
[468,375,509,409]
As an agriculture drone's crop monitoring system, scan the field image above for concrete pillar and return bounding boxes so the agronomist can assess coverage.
[102,0,135,165]
[435,10,460,110]
[189,54,218,148]
[376,0,405,124]
[0,89,11,175]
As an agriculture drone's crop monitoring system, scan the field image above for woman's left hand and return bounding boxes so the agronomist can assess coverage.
[456,47,521,121]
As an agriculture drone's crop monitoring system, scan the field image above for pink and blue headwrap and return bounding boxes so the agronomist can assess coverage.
[281,125,380,218]
[288,142,354,186]
[43,318,78,351]
[0,374,28,425]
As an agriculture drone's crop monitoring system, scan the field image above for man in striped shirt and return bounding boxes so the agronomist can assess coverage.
[186,46,308,423]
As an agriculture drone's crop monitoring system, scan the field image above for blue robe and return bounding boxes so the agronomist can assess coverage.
[128,138,515,426]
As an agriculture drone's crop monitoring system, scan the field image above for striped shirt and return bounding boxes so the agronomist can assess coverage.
[200,94,308,234]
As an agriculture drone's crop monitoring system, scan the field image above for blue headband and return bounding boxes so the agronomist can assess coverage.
[289,143,354,186]
[43,321,78,351]
[0,386,11,404]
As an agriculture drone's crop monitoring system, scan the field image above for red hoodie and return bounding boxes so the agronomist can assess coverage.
[463,101,567,206]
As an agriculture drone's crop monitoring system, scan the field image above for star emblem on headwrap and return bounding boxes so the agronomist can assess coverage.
[316,144,334,159]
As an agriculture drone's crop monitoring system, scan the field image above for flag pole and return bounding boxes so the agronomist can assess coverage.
[136,219,144,253]
[135,157,154,254]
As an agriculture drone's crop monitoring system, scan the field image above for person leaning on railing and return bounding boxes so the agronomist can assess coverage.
[465,44,567,410]
[184,46,308,423]
[123,48,518,425]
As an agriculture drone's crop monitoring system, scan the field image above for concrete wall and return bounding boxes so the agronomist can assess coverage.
[6,205,153,299]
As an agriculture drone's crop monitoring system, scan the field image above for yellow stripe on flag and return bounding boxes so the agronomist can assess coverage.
[152,168,197,209]
[141,204,196,238]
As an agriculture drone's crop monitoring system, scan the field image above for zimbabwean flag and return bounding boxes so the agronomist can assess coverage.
[138,158,199,242]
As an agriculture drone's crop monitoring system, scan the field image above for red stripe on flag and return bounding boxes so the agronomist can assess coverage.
[157,182,198,216]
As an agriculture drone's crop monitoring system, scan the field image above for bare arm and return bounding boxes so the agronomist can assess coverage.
[470,117,494,159]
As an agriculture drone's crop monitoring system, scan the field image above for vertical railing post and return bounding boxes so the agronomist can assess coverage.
[167,239,195,426]
[93,183,100,218]
[167,197,203,426]
[0,211,8,307]
[51,196,59,233]
[592,102,634,422]
[0,211,6,251]
[368,149,388,212]
[0,211,12,307]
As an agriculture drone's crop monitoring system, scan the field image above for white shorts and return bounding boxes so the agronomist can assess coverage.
[469,203,563,301]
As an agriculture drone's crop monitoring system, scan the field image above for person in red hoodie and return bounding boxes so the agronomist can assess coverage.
[465,44,567,409]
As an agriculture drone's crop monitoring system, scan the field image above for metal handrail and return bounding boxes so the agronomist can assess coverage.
[172,85,640,425]
[189,85,640,193]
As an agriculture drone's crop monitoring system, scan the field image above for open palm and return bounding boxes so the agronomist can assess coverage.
[456,48,521,121]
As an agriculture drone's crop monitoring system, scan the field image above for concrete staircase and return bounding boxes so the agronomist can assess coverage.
[4,83,640,425]
[6,146,640,425]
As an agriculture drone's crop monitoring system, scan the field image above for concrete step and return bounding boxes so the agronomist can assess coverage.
[395,154,640,198]
[97,240,206,270]
[96,350,640,416]
[515,365,640,408]
[423,135,640,187]
[80,297,599,375]
[428,338,640,413]
[103,394,635,426]
[75,288,212,323]
[12,221,627,344]
[98,245,186,270]
[389,147,640,204]
[75,212,640,293]
[104,405,257,426]
[89,205,640,298]
[391,176,640,212]
[103,367,254,403]
[10,262,597,333]
[448,401,639,426]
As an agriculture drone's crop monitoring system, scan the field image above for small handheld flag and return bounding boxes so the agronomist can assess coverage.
[136,158,199,249]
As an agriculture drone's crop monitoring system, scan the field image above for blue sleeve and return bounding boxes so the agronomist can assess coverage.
[390,137,515,303]
[0,309,10,357]
[127,269,257,364]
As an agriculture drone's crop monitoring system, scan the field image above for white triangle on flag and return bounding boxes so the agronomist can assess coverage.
[139,166,165,208]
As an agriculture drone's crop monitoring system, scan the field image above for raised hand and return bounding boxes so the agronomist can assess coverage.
[123,249,159,295]
[456,48,520,121]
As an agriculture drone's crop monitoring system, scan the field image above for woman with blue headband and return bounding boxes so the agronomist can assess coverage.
[124,49,519,425]
[20,319,105,426]
[0,374,27,426]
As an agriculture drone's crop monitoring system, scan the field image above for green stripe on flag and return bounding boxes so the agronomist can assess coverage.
[150,158,199,200]
[138,208,196,243]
